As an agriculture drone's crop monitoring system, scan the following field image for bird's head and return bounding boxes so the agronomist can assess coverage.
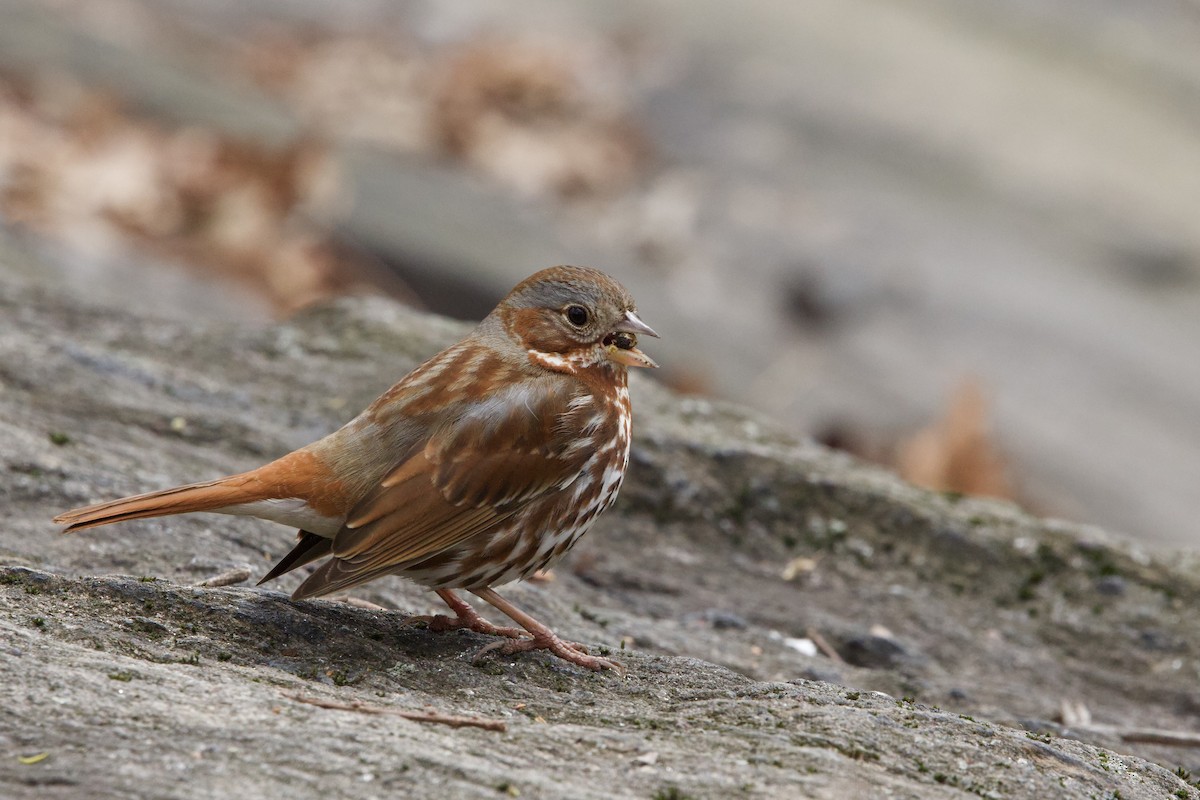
[497,266,658,372]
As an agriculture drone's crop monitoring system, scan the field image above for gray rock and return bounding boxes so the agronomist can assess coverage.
[2,247,1198,799]
[837,633,920,671]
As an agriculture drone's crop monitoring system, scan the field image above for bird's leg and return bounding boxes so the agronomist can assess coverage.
[404,589,528,640]
[469,587,624,674]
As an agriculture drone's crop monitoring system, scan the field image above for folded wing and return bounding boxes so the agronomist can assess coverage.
[292,379,597,599]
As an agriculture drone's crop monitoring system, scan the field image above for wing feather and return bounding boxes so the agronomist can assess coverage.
[292,379,599,600]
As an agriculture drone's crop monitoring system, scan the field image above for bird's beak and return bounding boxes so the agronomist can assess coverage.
[615,310,659,339]
[606,310,659,369]
[607,344,658,369]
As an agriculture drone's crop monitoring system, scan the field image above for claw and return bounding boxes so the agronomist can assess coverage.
[441,586,630,674]
[474,632,624,674]
[403,612,529,639]
[410,589,530,640]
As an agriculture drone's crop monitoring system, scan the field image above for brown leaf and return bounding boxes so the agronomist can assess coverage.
[895,378,1015,500]
[430,38,643,198]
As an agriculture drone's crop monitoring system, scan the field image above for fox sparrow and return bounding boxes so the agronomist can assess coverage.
[54,266,657,672]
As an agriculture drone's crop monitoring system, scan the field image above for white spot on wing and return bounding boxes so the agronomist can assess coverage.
[567,395,594,411]
[457,382,543,425]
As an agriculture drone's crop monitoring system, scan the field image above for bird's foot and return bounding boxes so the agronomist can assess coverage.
[475,632,625,674]
[405,588,528,640]
[405,611,528,640]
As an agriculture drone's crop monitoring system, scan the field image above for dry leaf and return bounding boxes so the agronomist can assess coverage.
[431,39,642,198]
[0,72,376,315]
[780,556,818,581]
[895,378,1015,500]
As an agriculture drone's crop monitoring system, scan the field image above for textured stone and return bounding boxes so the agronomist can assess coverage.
[2,247,1198,799]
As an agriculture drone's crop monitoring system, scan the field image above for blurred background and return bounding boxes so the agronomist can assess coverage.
[2,0,1199,548]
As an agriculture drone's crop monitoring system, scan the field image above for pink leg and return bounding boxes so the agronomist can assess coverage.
[404,589,528,640]
[470,587,624,674]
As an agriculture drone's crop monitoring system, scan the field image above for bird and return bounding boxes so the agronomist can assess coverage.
[54,265,657,672]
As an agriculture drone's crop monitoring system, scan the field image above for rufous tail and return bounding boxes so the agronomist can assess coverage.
[53,472,270,533]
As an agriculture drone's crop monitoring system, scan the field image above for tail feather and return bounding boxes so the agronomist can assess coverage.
[258,531,333,585]
[53,473,264,533]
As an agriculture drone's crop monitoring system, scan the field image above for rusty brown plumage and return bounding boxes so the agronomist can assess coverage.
[53,265,657,672]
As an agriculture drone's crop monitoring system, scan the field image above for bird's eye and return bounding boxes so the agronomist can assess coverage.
[565,305,589,328]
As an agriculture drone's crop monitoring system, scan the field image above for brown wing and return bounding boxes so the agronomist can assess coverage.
[291,379,597,599]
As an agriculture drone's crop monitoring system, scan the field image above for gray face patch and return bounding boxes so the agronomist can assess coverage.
[508,267,635,315]
[517,279,604,312]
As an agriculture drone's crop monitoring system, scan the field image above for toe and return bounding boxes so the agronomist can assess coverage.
[475,635,622,673]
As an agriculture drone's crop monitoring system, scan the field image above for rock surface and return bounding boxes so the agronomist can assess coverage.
[2,243,1199,798]
[3,0,1200,547]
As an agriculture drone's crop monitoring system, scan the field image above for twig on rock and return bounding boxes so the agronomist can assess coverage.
[195,568,252,588]
[806,627,845,664]
[282,692,507,732]
[331,596,390,611]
